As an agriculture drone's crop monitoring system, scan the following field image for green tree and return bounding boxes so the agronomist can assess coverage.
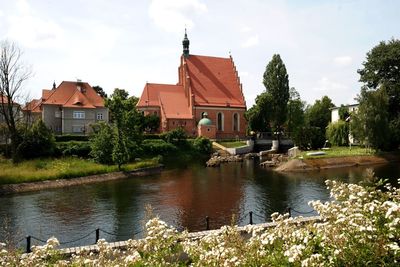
[112,127,129,170]
[92,85,107,98]
[89,122,114,164]
[338,105,350,121]
[326,120,349,146]
[358,39,400,147]
[244,92,273,132]
[263,54,290,133]
[351,88,390,150]
[286,87,305,137]
[16,120,55,159]
[143,114,160,133]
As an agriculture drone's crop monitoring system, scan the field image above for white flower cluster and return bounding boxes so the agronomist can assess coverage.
[1,176,399,266]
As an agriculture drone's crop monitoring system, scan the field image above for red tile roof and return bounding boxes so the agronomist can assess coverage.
[23,99,42,113]
[43,81,104,108]
[0,94,20,106]
[185,55,246,108]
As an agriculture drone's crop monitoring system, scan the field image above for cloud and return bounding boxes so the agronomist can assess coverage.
[312,77,348,92]
[333,56,353,66]
[240,25,252,33]
[148,0,207,33]
[6,0,64,48]
[242,35,259,48]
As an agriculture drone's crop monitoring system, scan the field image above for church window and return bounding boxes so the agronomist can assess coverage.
[233,113,239,131]
[217,112,224,131]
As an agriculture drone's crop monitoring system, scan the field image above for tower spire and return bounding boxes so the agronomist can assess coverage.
[182,28,190,58]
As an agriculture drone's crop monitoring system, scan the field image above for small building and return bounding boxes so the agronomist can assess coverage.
[23,80,108,134]
[137,31,247,139]
[331,104,358,123]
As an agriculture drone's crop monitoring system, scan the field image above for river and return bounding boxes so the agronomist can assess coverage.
[0,160,399,249]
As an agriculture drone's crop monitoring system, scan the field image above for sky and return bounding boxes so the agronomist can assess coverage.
[0,0,399,107]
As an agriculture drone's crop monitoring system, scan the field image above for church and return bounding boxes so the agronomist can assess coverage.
[137,31,247,139]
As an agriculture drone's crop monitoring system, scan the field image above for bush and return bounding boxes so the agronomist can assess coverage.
[89,123,114,164]
[55,135,89,142]
[161,127,187,145]
[141,139,177,156]
[16,120,56,159]
[192,136,212,154]
[293,126,325,150]
[326,120,349,146]
[143,133,162,139]
[55,141,91,157]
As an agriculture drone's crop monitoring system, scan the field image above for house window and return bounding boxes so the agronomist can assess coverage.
[97,113,103,120]
[55,111,61,118]
[217,112,224,131]
[72,125,84,133]
[233,113,239,131]
[73,111,85,119]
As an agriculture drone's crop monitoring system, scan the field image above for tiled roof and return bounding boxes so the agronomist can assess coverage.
[23,99,42,113]
[185,55,246,108]
[0,94,20,106]
[43,81,104,108]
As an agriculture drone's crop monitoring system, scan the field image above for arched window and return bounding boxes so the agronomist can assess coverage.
[217,112,224,131]
[233,113,239,131]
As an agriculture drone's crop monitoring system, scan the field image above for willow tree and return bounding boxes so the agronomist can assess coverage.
[263,54,290,134]
[0,41,32,161]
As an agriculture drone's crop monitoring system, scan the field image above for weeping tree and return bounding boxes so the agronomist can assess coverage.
[0,41,32,161]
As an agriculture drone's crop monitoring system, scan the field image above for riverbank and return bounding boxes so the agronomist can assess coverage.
[276,153,400,172]
[0,164,164,195]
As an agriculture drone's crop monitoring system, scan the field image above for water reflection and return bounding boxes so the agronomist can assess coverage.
[0,161,399,249]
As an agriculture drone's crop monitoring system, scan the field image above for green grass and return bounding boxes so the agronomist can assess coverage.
[217,141,247,148]
[299,146,377,159]
[0,157,160,185]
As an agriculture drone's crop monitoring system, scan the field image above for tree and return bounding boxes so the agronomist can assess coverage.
[89,122,114,164]
[358,39,400,147]
[351,88,390,150]
[143,114,160,133]
[92,85,107,98]
[286,87,305,137]
[244,92,273,132]
[0,41,32,161]
[112,127,129,170]
[263,54,290,133]
[338,105,350,121]
[326,120,349,146]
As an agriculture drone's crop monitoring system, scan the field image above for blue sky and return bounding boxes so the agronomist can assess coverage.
[0,0,399,107]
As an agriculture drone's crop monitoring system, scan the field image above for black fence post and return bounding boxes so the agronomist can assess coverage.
[249,211,253,225]
[95,228,100,244]
[287,207,291,217]
[205,216,210,230]
[26,235,31,253]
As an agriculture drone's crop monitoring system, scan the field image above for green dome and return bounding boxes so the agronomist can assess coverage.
[198,117,213,126]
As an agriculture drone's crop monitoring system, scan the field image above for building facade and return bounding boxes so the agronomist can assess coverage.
[24,81,108,134]
[137,31,247,139]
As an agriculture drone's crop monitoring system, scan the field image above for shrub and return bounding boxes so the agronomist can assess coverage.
[89,123,114,164]
[293,126,325,150]
[55,135,89,142]
[161,127,187,145]
[141,139,177,156]
[55,141,91,157]
[16,120,56,159]
[192,136,212,154]
[326,120,349,146]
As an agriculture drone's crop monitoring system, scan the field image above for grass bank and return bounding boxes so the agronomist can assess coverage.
[0,157,159,185]
[217,141,247,148]
[299,146,378,159]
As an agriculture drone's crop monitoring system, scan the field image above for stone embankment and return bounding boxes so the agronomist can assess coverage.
[0,165,164,195]
[275,155,399,172]
[260,153,289,168]
[206,154,243,167]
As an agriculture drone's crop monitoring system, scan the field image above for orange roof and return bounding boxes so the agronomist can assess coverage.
[185,55,246,108]
[0,94,19,106]
[159,91,192,119]
[42,81,104,108]
[23,99,42,113]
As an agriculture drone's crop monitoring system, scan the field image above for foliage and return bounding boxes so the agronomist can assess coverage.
[92,85,107,98]
[286,87,305,137]
[161,127,188,145]
[89,122,114,164]
[263,54,290,132]
[55,141,91,158]
[357,39,400,148]
[141,139,178,155]
[0,40,32,162]
[305,95,334,130]
[244,93,273,132]
[292,126,325,150]
[55,135,89,142]
[112,128,129,170]
[338,105,350,121]
[2,175,399,265]
[15,120,55,159]
[143,114,160,133]
[0,157,159,185]
[326,120,349,146]
[192,136,212,154]
[351,88,391,150]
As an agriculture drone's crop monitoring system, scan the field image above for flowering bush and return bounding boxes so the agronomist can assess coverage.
[1,172,399,266]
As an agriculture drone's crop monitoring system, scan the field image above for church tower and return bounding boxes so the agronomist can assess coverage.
[182,29,190,58]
